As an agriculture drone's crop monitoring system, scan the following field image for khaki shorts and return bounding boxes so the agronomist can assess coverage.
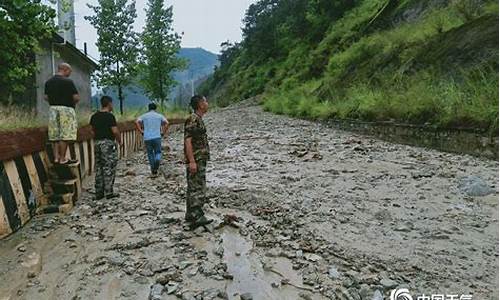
[48,106,77,141]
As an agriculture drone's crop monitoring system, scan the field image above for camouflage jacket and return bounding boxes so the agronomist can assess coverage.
[184,113,210,162]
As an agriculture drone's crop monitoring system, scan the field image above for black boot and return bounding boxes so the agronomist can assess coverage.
[186,207,212,230]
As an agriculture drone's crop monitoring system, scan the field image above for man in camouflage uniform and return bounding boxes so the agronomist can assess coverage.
[184,95,212,229]
[90,96,122,200]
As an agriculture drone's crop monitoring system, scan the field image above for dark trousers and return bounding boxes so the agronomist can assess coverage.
[145,138,162,173]
[94,139,118,196]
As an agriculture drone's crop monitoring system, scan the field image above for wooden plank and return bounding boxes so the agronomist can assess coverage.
[134,131,137,151]
[122,132,125,158]
[135,131,138,151]
[124,132,127,157]
[73,144,83,196]
[89,139,95,174]
[0,163,20,232]
[74,143,82,173]
[3,160,29,224]
[123,132,127,158]
[117,134,121,158]
[0,194,12,239]
[82,141,90,176]
[32,152,48,189]
[126,132,130,155]
[40,150,52,171]
[128,131,132,155]
[23,155,47,206]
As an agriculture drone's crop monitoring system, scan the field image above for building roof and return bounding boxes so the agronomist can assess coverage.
[52,33,99,70]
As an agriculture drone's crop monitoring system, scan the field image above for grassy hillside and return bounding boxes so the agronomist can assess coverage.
[200,0,498,132]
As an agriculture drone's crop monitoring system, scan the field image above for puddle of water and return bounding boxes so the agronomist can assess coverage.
[222,228,316,300]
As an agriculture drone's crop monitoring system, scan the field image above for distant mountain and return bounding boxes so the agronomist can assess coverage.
[174,48,219,83]
[93,47,219,109]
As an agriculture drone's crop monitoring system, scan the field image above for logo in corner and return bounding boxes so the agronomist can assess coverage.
[390,288,413,300]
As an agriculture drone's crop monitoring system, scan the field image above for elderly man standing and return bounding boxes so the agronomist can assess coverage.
[184,95,213,229]
[44,63,80,164]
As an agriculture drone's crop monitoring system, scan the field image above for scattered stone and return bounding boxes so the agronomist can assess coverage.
[148,284,164,300]
[328,266,341,279]
[298,292,313,300]
[213,246,224,257]
[395,223,413,232]
[304,253,321,262]
[371,290,384,300]
[178,261,193,270]
[125,170,136,176]
[166,282,179,294]
[21,252,42,277]
[459,176,494,197]
[240,292,253,300]
[134,276,149,284]
[380,278,398,289]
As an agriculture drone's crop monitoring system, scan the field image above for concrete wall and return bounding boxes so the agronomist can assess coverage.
[327,119,498,160]
[35,40,94,119]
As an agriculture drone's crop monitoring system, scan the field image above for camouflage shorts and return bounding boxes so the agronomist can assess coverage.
[48,106,77,141]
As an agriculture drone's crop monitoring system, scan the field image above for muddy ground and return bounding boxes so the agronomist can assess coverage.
[0,101,498,300]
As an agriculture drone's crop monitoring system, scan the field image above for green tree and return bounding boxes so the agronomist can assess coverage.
[85,0,139,115]
[0,0,55,102]
[140,0,184,108]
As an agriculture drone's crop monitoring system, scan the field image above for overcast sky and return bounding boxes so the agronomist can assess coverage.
[69,0,256,59]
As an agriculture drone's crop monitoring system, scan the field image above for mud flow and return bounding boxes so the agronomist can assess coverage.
[0,101,498,299]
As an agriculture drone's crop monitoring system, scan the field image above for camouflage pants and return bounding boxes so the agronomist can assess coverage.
[94,139,118,197]
[186,159,207,221]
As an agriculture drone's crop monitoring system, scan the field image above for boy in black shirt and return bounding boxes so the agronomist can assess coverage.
[90,96,122,200]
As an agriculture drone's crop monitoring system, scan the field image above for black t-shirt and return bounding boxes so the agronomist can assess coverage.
[90,111,117,140]
[44,75,78,108]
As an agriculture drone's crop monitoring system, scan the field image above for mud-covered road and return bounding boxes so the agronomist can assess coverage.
[0,101,498,300]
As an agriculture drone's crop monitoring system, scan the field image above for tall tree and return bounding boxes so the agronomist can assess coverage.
[85,0,139,114]
[140,0,184,108]
[0,0,55,102]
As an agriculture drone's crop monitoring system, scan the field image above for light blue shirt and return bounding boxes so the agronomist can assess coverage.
[137,111,168,141]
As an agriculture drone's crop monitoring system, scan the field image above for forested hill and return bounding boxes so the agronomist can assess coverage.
[199,0,499,131]
[97,47,218,108]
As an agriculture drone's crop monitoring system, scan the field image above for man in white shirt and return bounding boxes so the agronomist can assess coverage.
[135,103,169,176]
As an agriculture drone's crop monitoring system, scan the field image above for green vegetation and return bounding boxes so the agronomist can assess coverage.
[86,0,140,115]
[0,0,55,100]
[0,106,188,131]
[200,0,499,131]
[139,0,185,107]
